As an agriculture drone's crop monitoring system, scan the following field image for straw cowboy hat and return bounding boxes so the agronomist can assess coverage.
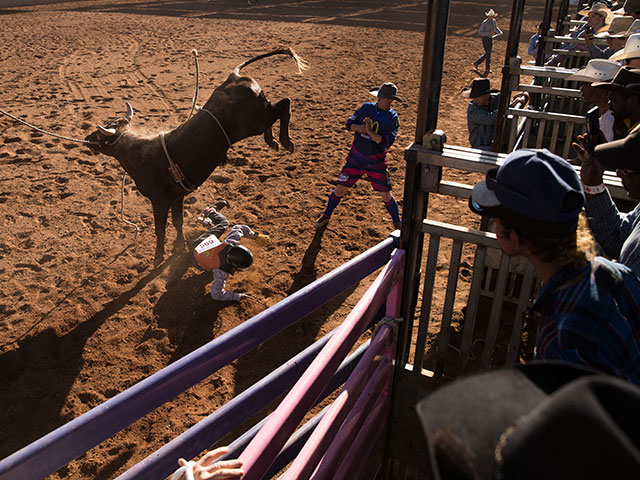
[626,18,640,35]
[579,2,614,23]
[567,58,621,82]
[611,32,640,60]
[485,9,498,17]
[595,15,635,37]
[592,65,640,95]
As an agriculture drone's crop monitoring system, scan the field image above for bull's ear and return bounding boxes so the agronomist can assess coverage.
[125,103,134,121]
[97,125,117,136]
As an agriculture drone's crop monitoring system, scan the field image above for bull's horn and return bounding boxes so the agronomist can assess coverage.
[125,102,134,121]
[97,125,117,136]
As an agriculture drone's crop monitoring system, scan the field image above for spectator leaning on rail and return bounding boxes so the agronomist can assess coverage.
[585,15,635,59]
[545,2,612,66]
[611,31,640,66]
[472,9,503,76]
[468,148,640,384]
[190,200,271,301]
[314,82,402,231]
[573,127,640,276]
[464,78,529,151]
[567,58,620,141]
[528,23,543,59]
[170,446,243,480]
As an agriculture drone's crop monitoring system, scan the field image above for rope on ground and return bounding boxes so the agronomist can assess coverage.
[0,107,98,145]
[121,173,141,238]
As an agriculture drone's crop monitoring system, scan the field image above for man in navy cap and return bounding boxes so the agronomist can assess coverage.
[469,148,640,384]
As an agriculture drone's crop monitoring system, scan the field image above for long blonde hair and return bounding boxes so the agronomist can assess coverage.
[503,213,596,268]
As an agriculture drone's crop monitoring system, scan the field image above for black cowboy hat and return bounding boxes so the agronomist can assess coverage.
[462,77,499,98]
[417,363,640,479]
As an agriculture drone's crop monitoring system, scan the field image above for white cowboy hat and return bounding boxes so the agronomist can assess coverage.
[485,9,498,17]
[610,32,640,60]
[594,15,635,37]
[579,2,614,24]
[625,18,640,35]
[567,58,621,82]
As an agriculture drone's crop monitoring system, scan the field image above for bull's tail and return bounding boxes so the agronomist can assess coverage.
[233,46,309,76]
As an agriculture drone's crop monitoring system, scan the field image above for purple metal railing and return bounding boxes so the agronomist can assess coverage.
[0,234,398,480]
[238,249,405,479]
[117,338,370,479]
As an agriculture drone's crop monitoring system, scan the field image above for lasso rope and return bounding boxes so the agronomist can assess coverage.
[0,107,98,145]
[186,49,199,122]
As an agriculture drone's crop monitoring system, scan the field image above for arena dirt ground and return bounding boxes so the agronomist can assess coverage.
[0,0,546,477]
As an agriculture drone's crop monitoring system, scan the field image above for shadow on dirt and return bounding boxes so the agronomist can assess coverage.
[54,0,547,36]
[0,247,167,459]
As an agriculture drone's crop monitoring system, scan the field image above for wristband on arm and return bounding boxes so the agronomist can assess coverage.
[583,183,606,195]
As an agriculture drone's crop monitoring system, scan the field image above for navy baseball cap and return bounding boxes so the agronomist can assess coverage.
[469,149,585,236]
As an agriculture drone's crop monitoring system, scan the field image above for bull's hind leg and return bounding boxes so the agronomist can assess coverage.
[170,196,186,255]
[151,200,170,267]
[263,126,279,151]
[274,98,294,153]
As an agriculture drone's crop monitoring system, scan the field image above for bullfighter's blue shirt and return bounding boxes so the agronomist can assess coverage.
[345,102,399,164]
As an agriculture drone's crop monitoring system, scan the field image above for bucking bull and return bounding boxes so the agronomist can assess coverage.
[85,46,308,266]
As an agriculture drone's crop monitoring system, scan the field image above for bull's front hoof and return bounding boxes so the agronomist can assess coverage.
[173,241,186,255]
[267,141,279,152]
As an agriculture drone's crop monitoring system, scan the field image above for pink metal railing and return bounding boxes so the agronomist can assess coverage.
[238,249,404,479]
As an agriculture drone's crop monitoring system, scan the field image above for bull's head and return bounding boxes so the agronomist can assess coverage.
[85,103,134,152]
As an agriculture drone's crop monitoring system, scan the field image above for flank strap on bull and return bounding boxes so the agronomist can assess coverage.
[195,105,234,150]
[160,132,196,193]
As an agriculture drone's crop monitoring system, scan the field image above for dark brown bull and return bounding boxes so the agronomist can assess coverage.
[85,47,307,266]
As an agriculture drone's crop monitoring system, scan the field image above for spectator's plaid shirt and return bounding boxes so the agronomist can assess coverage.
[530,257,640,385]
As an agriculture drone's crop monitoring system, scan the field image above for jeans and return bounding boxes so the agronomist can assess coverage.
[474,37,493,71]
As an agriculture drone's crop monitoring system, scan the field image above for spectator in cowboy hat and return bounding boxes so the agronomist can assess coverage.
[592,66,640,137]
[472,9,503,76]
[579,1,614,30]
[469,148,640,380]
[464,78,528,151]
[314,82,402,231]
[416,363,640,479]
[611,31,640,66]
[586,15,635,58]
[546,2,613,66]
[573,127,640,276]
[567,58,620,140]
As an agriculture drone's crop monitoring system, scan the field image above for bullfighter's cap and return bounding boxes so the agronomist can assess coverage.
[369,82,403,102]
